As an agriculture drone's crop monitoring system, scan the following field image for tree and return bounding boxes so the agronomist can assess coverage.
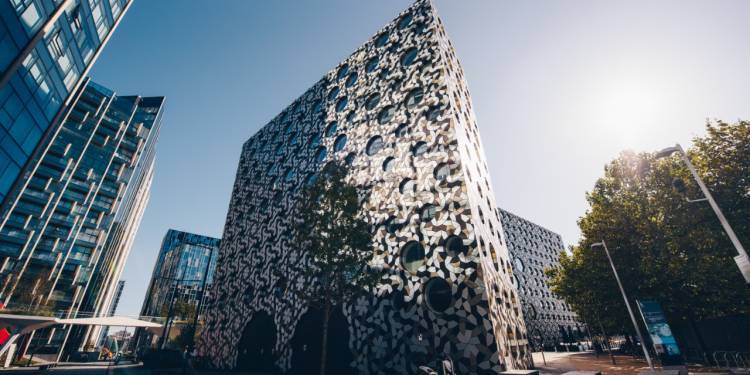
[547,120,750,337]
[172,301,197,321]
[173,323,196,350]
[293,162,380,375]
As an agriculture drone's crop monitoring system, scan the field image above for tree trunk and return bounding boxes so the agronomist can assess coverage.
[320,304,331,375]
[687,316,708,364]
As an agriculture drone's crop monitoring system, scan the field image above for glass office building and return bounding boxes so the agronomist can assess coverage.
[140,230,220,321]
[0,0,131,204]
[0,79,164,357]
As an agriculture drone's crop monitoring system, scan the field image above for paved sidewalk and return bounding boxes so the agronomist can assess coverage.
[531,351,728,375]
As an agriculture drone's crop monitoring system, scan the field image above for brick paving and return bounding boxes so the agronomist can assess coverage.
[531,351,730,375]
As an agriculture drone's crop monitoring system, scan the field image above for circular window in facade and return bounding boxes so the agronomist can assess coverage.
[315,147,327,163]
[427,106,443,121]
[334,134,347,152]
[337,64,349,80]
[399,178,416,194]
[400,241,425,274]
[395,124,409,137]
[284,169,296,182]
[347,109,359,121]
[336,97,348,112]
[434,162,450,181]
[325,122,338,137]
[379,68,390,80]
[375,32,389,47]
[413,22,427,34]
[445,235,466,256]
[398,14,413,29]
[309,133,321,148]
[365,93,381,110]
[304,174,317,187]
[345,72,358,88]
[274,278,287,297]
[420,204,437,221]
[344,152,356,165]
[412,141,428,157]
[366,56,379,73]
[366,136,384,156]
[382,156,395,172]
[312,100,322,113]
[328,87,340,101]
[401,47,418,66]
[406,88,424,109]
[424,277,452,313]
[385,217,400,234]
[378,106,396,125]
[313,100,323,113]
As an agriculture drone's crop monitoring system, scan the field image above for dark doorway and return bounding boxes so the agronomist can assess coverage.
[290,306,354,375]
[237,311,277,372]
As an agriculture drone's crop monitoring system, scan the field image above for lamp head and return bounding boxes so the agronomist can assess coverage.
[590,242,604,249]
[654,146,679,159]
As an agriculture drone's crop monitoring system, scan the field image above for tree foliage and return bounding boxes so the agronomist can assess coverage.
[547,120,750,335]
[292,161,381,374]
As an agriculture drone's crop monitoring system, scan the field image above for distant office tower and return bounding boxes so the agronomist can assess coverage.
[140,230,220,321]
[0,0,132,204]
[97,279,125,346]
[202,1,531,374]
[107,280,125,317]
[0,80,163,357]
[498,209,581,349]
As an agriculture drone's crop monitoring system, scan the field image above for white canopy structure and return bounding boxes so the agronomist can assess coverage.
[0,314,162,359]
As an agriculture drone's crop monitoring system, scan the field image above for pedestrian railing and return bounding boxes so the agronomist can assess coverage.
[712,351,750,369]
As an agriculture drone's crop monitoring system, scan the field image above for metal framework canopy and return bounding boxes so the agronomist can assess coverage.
[0,314,163,335]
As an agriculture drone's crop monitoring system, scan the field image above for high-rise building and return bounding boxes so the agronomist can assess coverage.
[0,79,164,356]
[498,209,582,349]
[140,230,220,321]
[97,279,124,346]
[0,0,132,204]
[201,1,531,373]
[106,279,125,317]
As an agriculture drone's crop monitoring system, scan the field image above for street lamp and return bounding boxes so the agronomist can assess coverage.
[591,240,654,370]
[655,144,750,283]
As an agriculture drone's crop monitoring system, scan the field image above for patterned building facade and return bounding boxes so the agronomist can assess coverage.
[201,1,532,374]
[498,209,581,349]
[0,79,164,357]
[0,0,131,204]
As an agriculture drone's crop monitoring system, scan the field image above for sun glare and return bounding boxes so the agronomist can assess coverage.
[595,80,662,144]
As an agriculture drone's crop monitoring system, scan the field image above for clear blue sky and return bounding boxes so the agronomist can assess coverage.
[88,0,750,318]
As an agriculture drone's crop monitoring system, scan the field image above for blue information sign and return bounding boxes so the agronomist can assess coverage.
[636,299,683,365]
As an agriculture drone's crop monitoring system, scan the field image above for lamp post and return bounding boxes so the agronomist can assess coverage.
[591,240,654,370]
[655,144,750,283]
